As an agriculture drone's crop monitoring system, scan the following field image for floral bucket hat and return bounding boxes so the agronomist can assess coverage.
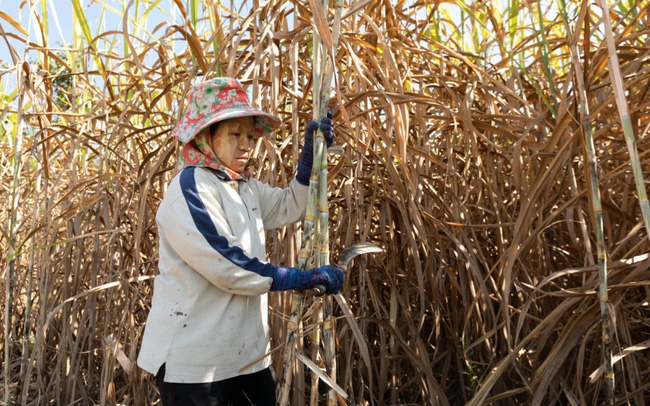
[172,77,281,143]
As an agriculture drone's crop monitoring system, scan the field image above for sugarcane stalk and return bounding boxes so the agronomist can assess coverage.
[309,169,323,406]
[596,0,650,242]
[308,20,327,405]
[280,1,345,403]
[278,181,319,406]
[317,1,343,404]
[309,129,328,406]
[279,65,328,406]
[278,125,324,406]
[278,294,302,406]
[592,1,650,401]
[557,9,614,402]
[568,37,614,405]
[309,303,322,406]
[319,144,338,406]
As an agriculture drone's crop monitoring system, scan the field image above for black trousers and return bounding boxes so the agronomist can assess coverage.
[155,364,278,406]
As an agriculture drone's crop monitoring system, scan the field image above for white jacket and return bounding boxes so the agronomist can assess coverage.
[137,166,308,383]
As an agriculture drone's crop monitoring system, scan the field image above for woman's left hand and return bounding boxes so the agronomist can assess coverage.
[296,110,335,185]
[304,110,334,148]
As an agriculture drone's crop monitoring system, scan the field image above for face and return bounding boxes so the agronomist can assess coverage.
[210,116,257,174]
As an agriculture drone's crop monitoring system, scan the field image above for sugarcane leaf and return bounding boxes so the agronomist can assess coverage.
[308,0,333,51]
[0,10,28,35]
[295,351,348,399]
[71,0,93,46]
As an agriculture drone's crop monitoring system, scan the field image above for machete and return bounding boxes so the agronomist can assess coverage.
[312,242,383,296]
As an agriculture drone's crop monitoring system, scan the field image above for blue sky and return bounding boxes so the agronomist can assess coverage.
[0,0,451,90]
[0,0,435,66]
[0,0,180,66]
[2,0,90,62]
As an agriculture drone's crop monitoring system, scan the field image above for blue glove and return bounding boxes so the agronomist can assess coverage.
[296,110,335,185]
[270,264,345,294]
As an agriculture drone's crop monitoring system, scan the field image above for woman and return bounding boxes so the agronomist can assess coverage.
[137,77,344,405]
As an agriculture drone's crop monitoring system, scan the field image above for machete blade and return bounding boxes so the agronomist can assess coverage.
[338,242,383,271]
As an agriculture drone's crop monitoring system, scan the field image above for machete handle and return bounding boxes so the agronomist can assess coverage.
[312,284,327,296]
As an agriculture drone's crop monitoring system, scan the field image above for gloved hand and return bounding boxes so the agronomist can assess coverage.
[270,264,345,294]
[296,110,335,185]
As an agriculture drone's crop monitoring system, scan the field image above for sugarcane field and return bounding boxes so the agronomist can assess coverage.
[2,0,650,405]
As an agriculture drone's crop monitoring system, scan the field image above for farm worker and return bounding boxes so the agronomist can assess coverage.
[137,77,344,406]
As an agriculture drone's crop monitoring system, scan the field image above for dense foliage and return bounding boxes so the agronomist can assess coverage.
[1,1,649,405]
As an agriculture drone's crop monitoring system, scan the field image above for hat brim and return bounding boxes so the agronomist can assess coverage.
[173,106,281,143]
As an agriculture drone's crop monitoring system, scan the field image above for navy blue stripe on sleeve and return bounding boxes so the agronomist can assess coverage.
[180,167,275,278]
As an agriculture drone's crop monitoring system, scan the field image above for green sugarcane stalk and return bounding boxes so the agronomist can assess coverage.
[309,19,326,405]
[594,2,650,400]
[313,1,344,404]
[312,51,332,406]
[561,3,614,401]
[279,136,327,406]
[568,38,614,405]
[279,1,345,403]
[318,1,343,404]
[279,9,328,405]
[319,145,338,406]
[309,0,343,402]
[279,68,328,406]
[309,128,328,406]
[278,122,324,405]
[278,185,319,405]
[310,153,323,406]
